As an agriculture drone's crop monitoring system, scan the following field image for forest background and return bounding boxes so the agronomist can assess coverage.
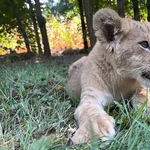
[0,0,150,61]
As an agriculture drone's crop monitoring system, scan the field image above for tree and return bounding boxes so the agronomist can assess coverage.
[34,0,51,56]
[48,0,75,17]
[10,0,31,54]
[147,0,150,21]
[93,0,99,12]
[27,0,43,55]
[117,0,125,17]
[132,0,140,21]
[77,0,88,51]
[83,0,96,48]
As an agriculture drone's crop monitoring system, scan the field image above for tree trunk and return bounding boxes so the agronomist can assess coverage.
[117,0,125,17]
[28,0,43,56]
[83,0,96,48]
[147,0,150,21]
[77,0,88,52]
[10,0,31,54]
[34,0,51,56]
[94,0,99,13]
[132,0,140,21]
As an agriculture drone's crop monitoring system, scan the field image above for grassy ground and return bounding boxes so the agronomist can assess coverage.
[0,55,150,150]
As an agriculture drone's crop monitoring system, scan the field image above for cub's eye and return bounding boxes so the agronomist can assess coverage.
[139,41,149,48]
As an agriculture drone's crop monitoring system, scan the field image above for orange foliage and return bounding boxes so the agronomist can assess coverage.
[47,17,85,54]
[1,17,87,55]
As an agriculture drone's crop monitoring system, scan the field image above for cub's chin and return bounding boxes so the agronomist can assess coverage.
[138,71,150,87]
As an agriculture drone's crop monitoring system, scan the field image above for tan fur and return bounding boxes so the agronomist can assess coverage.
[66,8,150,144]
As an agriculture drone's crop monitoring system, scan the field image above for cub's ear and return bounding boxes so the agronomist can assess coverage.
[93,8,122,44]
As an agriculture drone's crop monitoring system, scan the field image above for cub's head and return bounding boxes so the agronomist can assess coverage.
[93,8,150,87]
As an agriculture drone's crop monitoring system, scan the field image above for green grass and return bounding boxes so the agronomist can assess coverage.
[0,57,150,150]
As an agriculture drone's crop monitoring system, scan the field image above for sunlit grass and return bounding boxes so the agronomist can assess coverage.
[0,57,150,150]
[0,59,74,149]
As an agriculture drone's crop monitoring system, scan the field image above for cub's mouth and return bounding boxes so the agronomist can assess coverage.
[141,71,150,80]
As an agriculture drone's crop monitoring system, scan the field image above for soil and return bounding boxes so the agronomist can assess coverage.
[0,48,88,65]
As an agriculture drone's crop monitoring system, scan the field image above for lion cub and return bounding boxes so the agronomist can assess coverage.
[66,8,150,144]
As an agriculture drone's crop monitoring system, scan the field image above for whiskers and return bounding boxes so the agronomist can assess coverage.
[129,66,149,79]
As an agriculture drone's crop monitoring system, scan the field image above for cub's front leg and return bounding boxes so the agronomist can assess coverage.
[72,89,115,144]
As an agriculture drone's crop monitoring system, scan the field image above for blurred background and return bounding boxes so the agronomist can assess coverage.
[0,0,149,61]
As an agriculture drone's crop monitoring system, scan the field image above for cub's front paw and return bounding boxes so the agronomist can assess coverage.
[72,113,115,145]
